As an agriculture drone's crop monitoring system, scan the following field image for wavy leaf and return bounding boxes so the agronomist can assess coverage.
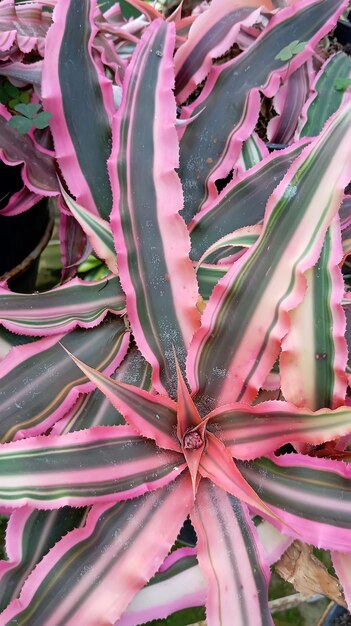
[60,185,118,275]
[239,454,351,550]
[191,481,272,626]
[187,104,351,414]
[0,474,194,625]
[0,507,87,613]
[280,219,347,409]
[208,400,351,460]
[178,0,346,222]
[189,141,308,261]
[299,51,351,138]
[267,61,313,144]
[0,425,185,508]
[0,104,58,196]
[109,19,200,397]
[0,317,129,442]
[42,0,115,220]
[0,276,125,336]
[174,0,261,103]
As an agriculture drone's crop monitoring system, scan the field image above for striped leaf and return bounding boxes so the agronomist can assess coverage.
[0,317,129,442]
[42,0,115,220]
[267,61,313,144]
[191,481,272,626]
[118,548,206,626]
[0,1,52,56]
[235,132,269,175]
[57,346,151,433]
[196,225,261,267]
[109,19,200,397]
[60,187,118,275]
[0,349,152,613]
[59,211,87,281]
[0,474,194,625]
[174,0,261,103]
[197,263,227,301]
[208,401,351,460]
[0,276,125,336]
[119,520,291,626]
[187,104,351,414]
[0,425,185,508]
[0,186,42,217]
[62,348,180,452]
[280,219,348,410]
[239,454,351,551]
[0,507,87,613]
[178,0,346,222]
[299,51,351,138]
[0,104,58,196]
[189,141,308,262]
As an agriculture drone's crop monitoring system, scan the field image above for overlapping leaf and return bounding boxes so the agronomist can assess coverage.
[188,104,351,414]
[109,19,200,397]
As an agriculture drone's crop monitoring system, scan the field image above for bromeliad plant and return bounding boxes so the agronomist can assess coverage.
[3,0,351,624]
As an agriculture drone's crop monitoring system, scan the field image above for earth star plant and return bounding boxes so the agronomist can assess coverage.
[2,0,351,624]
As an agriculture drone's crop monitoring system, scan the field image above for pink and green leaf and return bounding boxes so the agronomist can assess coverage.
[57,346,152,433]
[191,480,272,626]
[42,0,115,220]
[109,19,200,397]
[118,547,206,626]
[0,506,87,613]
[188,104,351,413]
[60,184,118,276]
[299,51,351,138]
[189,140,308,261]
[0,425,185,508]
[267,61,314,144]
[0,474,194,625]
[239,454,351,551]
[235,132,269,174]
[197,263,227,302]
[0,1,52,56]
[174,0,261,103]
[178,0,347,222]
[208,400,351,460]
[0,276,125,336]
[0,317,129,442]
[280,219,348,410]
[62,348,180,452]
[196,225,261,267]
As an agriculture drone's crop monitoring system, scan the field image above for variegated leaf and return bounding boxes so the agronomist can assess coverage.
[0,475,194,625]
[0,426,185,508]
[179,0,346,222]
[239,454,351,551]
[191,481,272,626]
[0,317,129,442]
[42,0,115,220]
[109,19,200,397]
[0,276,125,336]
[187,104,351,414]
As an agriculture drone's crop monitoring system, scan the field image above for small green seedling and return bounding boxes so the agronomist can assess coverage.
[275,40,307,62]
[0,79,30,108]
[334,77,351,92]
[8,102,52,134]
